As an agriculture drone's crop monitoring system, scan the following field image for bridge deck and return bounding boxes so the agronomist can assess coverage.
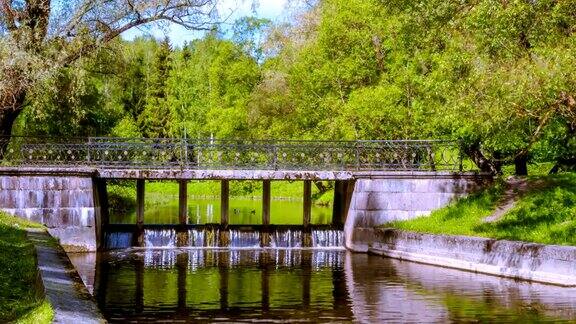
[0,166,486,180]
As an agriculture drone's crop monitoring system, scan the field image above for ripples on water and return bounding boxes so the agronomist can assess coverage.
[68,250,576,323]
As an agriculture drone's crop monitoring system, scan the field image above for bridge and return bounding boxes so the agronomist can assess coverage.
[0,136,488,252]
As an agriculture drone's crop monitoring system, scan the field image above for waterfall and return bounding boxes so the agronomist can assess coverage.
[102,228,344,249]
[104,231,133,249]
[188,228,220,247]
[270,229,302,248]
[144,229,176,248]
[311,230,344,248]
[229,230,260,248]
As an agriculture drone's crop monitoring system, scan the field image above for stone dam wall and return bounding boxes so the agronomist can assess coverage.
[0,170,490,253]
[350,228,576,287]
[0,175,101,252]
[344,174,488,247]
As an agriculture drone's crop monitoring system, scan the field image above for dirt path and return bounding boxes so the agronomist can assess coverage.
[482,177,544,223]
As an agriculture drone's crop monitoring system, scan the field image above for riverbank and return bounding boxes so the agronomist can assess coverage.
[0,212,53,323]
[26,229,105,323]
[349,227,576,286]
[387,173,576,246]
[346,173,576,286]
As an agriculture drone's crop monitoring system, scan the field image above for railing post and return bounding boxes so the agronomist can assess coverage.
[458,141,464,172]
[355,144,361,171]
[272,145,278,171]
[427,142,436,171]
[86,137,92,164]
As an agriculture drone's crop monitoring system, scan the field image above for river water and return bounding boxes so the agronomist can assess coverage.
[69,249,576,323]
[79,195,576,322]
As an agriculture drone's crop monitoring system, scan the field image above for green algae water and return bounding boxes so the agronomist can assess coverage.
[110,197,332,225]
[70,250,576,323]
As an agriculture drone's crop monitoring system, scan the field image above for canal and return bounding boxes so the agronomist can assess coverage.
[69,249,576,322]
[65,192,576,322]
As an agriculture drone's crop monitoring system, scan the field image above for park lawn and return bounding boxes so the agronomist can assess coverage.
[388,173,576,246]
[0,212,54,323]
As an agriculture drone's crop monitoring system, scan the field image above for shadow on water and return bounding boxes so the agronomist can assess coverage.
[68,250,576,323]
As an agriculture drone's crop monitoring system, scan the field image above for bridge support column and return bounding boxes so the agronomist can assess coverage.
[303,180,312,247]
[93,178,109,251]
[135,179,145,247]
[261,180,271,247]
[332,180,354,228]
[179,180,188,224]
[177,180,189,247]
[220,180,230,247]
[303,180,312,228]
[220,180,229,228]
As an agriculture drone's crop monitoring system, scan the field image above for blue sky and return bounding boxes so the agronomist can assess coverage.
[121,0,288,47]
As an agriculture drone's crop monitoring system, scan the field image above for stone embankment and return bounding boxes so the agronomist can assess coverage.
[0,175,100,251]
[349,228,576,287]
[27,229,105,323]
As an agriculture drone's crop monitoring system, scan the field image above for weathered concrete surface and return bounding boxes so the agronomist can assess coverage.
[350,228,576,287]
[26,229,105,323]
[0,175,98,251]
[344,175,490,247]
[0,166,486,180]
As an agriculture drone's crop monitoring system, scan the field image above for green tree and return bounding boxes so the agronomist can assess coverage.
[0,0,218,143]
[139,38,173,138]
[166,33,261,138]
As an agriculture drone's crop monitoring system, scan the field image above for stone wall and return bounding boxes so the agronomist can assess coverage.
[350,228,576,286]
[344,173,489,248]
[0,175,100,252]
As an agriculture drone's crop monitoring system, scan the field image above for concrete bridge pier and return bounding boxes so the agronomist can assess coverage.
[93,178,109,251]
[219,180,230,246]
[261,180,271,247]
[332,180,355,228]
[302,180,312,247]
[176,180,189,247]
[134,179,145,247]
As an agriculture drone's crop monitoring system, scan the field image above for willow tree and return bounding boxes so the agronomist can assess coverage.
[0,0,218,138]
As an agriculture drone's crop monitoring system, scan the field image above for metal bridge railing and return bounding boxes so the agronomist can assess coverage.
[0,136,470,171]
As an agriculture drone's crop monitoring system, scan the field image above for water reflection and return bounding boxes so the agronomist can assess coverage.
[70,250,576,323]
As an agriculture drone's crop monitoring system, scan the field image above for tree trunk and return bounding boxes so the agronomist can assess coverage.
[0,89,26,159]
[463,143,500,175]
[514,153,528,176]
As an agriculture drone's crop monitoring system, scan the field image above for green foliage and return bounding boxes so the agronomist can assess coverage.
[0,212,53,323]
[167,33,261,138]
[14,0,576,174]
[139,38,173,138]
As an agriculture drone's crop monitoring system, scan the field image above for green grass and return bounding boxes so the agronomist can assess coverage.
[107,180,335,212]
[388,173,576,246]
[0,212,53,323]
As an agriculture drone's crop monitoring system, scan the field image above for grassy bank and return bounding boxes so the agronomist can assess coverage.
[0,212,53,323]
[388,173,576,246]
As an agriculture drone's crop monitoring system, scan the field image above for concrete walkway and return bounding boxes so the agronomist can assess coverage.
[26,229,106,324]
